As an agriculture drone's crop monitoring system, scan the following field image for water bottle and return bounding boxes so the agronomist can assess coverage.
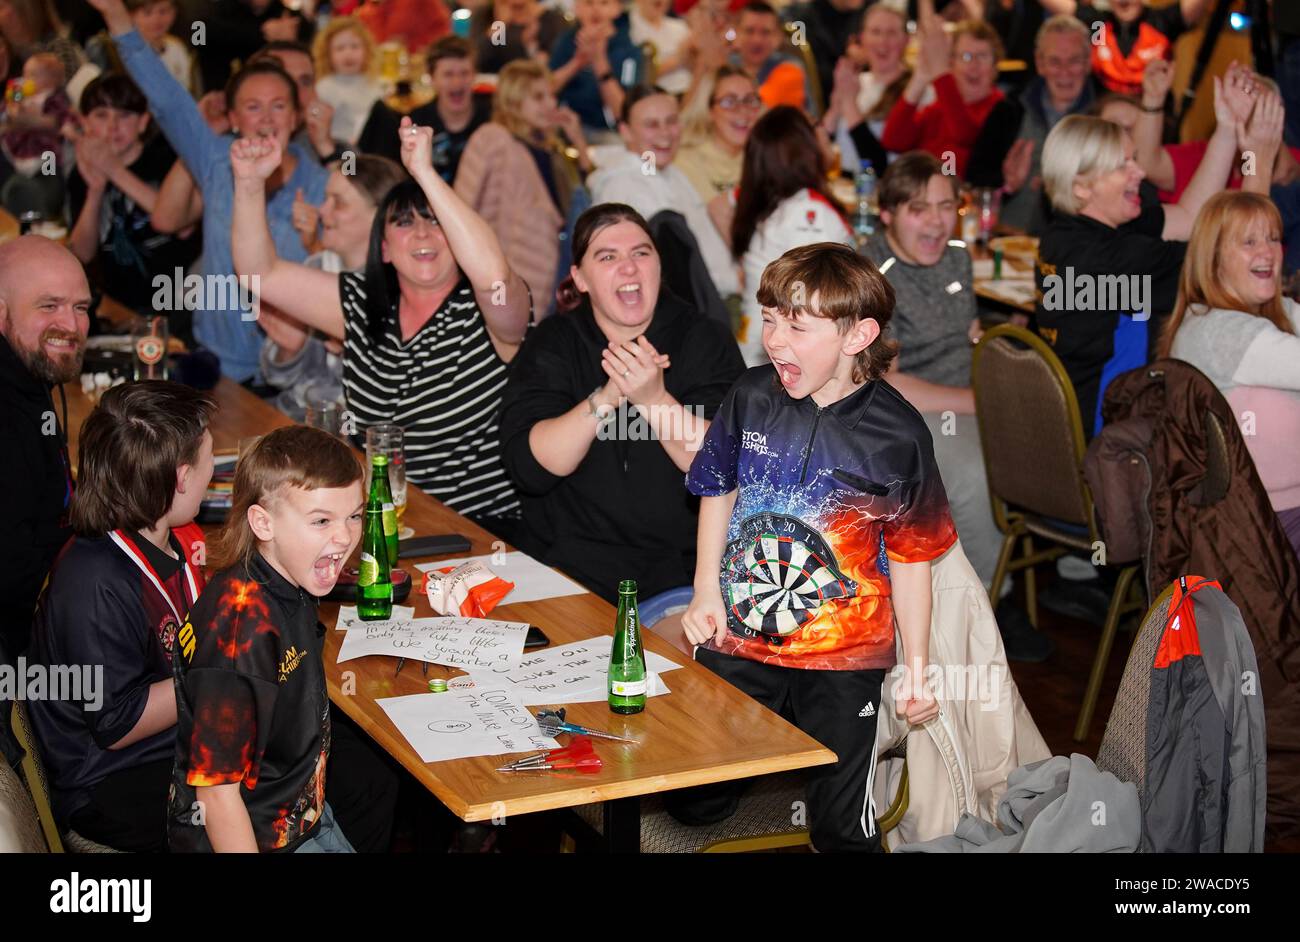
[853,159,877,248]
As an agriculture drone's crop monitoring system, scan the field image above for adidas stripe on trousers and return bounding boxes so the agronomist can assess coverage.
[664,647,886,852]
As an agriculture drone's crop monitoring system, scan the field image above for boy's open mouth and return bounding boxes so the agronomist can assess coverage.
[772,358,802,387]
[313,551,345,590]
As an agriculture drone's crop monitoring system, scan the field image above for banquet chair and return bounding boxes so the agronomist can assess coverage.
[0,756,49,852]
[1095,583,1177,795]
[10,702,121,853]
[971,325,1145,741]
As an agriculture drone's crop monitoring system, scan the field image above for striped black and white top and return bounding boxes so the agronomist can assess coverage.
[340,271,520,521]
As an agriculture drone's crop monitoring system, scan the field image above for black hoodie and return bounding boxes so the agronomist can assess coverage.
[498,292,745,603]
[0,334,73,657]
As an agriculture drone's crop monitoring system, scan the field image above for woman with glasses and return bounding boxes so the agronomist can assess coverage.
[676,65,760,206]
[966,14,1097,235]
[881,16,1013,180]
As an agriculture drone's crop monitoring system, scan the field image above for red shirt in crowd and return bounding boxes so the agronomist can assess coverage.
[1157,140,1300,203]
[880,73,1004,179]
[355,0,452,54]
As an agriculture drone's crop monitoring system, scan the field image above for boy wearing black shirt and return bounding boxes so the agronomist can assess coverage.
[26,381,215,852]
[168,426,363,853]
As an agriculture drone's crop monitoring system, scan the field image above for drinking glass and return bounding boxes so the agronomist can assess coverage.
[366,424,410,539]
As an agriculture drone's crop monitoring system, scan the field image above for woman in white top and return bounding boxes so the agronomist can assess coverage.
[628,0,693,95]
[1160,191,1300,560]
[731,105,853,366]
[313,16,384,146]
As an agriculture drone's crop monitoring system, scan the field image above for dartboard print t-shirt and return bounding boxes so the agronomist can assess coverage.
[686,366,957,671]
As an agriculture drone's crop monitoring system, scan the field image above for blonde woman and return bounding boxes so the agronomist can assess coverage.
[1033,71,1271,436]
[454,59,589,318]
[1159,192,1300,558]
[312,15,383,146]
[675,64,760,205]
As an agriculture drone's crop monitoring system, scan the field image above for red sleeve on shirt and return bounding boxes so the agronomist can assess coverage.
[881,93,922,154]
[1161,140,1209,203]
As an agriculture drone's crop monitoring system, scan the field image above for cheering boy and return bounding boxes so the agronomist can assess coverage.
[674,242,956,852]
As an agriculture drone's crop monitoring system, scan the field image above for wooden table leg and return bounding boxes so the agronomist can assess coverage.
[603,796,641,853]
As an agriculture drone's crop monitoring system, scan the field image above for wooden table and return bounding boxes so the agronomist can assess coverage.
[62,377,837,852]
[970,240,1037,316]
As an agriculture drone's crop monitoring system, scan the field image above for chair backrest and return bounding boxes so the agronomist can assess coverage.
[1095,583,1177,801]
[782,22,824,116]
[639,40,659,87]
[0,759,49,853]
[1199,409,1231,506]
[971,324,1095,531]
[9,701,64,853]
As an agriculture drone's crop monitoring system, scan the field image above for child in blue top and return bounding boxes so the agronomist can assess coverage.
[675,242,957,852]
[89,0,328,383]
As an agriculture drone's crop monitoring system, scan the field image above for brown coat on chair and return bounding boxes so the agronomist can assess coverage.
[1097,359,1300,842]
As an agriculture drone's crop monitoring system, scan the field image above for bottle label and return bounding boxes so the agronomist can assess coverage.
[358,552,379,586]
[381,503,397,536]
[610,679,646,697]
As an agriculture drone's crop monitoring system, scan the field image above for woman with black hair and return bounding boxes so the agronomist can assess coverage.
[732,105,852,366]
[229,117,531,535]
[498,203,745,601]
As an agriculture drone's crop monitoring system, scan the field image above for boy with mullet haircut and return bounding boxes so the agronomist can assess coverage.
[168,426,363,853]
[672,243,956,851]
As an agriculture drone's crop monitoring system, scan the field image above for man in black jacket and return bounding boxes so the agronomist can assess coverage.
[0,236,91,659]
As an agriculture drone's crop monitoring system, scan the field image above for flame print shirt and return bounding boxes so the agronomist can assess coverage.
[686,367,957,670]
[168,552,330,853]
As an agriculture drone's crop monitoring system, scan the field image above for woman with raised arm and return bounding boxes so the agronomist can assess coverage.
[230,118,531,535]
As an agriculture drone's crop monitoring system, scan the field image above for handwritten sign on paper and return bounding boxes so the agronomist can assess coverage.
[376,686,559,763]
[449,670,671,706]
[336,617,530,671]
[453,637,683,705]
[335,605,415,631]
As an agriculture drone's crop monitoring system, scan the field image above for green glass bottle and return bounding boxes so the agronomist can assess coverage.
[370,454,399,567]
[357,460,393,620]
[608,580,646,714]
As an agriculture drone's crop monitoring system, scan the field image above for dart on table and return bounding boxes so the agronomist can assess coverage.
[496,736,602,773]
[535,708,639,743]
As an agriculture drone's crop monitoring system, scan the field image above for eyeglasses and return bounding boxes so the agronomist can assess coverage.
[713,94,763,111]
[957,51,995,64]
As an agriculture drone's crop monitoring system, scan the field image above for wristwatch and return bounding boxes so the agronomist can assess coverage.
[587,387,614,420]
[597,72,615,84]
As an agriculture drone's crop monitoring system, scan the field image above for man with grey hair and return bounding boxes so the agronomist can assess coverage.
[968,15,1096,235]
[0,236,92,659]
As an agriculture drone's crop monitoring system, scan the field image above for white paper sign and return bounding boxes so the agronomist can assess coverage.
[377,686,559,763]
[452,636,683,705]
[337,617,530,671]
[448,670,671,706]
[335,605,415,631]
[414,551,586,605]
